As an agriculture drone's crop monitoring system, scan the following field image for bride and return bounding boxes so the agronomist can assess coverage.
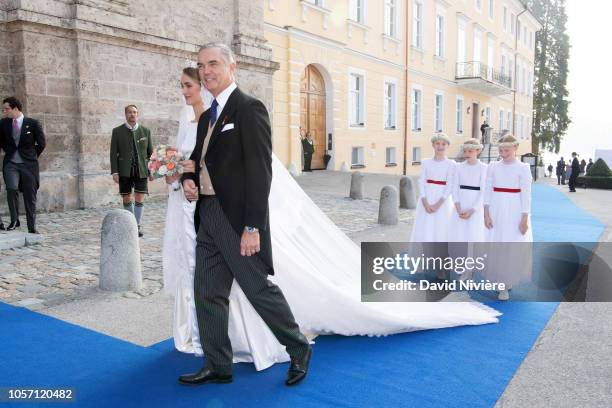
[162,67,501,370]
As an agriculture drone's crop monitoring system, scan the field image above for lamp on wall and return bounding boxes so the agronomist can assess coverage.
[467,106,471,114]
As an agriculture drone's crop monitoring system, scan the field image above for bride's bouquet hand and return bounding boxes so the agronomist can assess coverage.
[165,173,181,184]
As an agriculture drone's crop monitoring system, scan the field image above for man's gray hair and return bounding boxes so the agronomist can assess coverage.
[199,43,236,65]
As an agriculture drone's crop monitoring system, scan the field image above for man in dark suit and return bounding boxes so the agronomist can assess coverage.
[300,129,315,172]
[569,152,580,192]
[179,43,311,387]
[0,97,46,233]
[556,157,565,185]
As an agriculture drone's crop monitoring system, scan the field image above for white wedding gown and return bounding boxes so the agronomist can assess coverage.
[163,106,501,371]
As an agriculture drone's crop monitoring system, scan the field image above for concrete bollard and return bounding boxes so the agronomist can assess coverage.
[399,176,417,209]
[288,163,300,177]
[349,171,365,200]
[378,185,399,225]
[100,209,142,291]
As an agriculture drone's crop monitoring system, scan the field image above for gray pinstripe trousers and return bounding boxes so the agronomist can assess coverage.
[194,197,309,374]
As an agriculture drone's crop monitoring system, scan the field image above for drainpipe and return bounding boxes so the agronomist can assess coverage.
[512,7,527,136]
[402,0,409,175]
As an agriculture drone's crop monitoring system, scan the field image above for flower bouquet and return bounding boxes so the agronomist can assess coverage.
[148,144,184,179]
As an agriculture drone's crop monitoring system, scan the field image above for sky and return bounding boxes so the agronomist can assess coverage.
[541,0,612,166]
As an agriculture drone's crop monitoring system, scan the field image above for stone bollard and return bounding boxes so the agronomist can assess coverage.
[349,171,365,200]
[340,162,350,172]
[378,185,399,225]
[100,209,142,291]
[399,176,417,209]
[288,163,300,177]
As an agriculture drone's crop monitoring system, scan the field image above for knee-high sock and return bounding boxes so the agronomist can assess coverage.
[134,201,144,226]
[123,201,134,214]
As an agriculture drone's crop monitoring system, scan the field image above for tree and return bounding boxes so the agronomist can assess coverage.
[527,0,571,154]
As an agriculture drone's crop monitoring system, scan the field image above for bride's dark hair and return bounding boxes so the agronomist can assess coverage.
[182,67,200,83]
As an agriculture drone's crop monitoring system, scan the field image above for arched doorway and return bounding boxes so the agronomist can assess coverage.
[300,65,326,170]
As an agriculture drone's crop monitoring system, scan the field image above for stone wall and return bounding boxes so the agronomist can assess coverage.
[0,0,278,215]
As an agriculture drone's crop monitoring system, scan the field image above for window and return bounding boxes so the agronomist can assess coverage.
[530,31,534,49]
[384,0,397,37]
[384,79,397,129]
[386,147,397,165]
[435,14,445,57]
[475,0,482,12]
[489,0,494,20]
[473,29,482,63]
[349,71,365,127]
[511,13,516,35]
[412,1,423,48]
[411,87,422,131]
[523,27,527,46]
[350,0,365,24]
[412,147,422,164]
[499,109,505,131]
[501,54,506,78]
[485,106,492,124]
[507,111,512,132]
[351,147,364,166]
[457,23,466,65]
[503,6,507,32]
[521,66,526,94]
[434,92,444,132]
[456,96,464,134]
[517,19,521,40]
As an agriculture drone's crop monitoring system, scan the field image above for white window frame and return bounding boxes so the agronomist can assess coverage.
[511,13,516,35]
[386,147,397,165]
[435,13,445,57]
[412,146,422,164]
[411,85,423,131]
[383,77,398,130]
[488,0,494,20]
[473,28,482,64]
[351,146,365,166]
[485,105,492,124]
[349,0,366,24]
[348,67,366,129]
[384,0,399,38]
[503,6,508,32]
[412,1,424,49]
[507,111,513,133]
[456,95,464,134]
[434,90,445,133]
[499,109,505,131]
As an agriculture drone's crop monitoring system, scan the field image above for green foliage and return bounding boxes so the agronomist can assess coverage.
[527,0,571,154]
[575,176,612,190]
[586,158,612,177]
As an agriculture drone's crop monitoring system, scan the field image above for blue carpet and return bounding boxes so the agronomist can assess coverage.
[0,184,604,408]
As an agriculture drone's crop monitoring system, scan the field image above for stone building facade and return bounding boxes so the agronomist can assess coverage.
[0,0,277,213]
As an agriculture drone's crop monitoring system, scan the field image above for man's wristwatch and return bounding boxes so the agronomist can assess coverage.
[244,226,259,233]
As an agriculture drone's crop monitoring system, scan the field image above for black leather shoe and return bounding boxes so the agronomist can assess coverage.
[178,367,232,385]
[0,223,5,231]
[286,346,312,386]
[28,229,40,234]
[138,225,143,237]
[7,220,20,231]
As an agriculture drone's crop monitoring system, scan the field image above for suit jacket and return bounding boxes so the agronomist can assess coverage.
[571,157,580,175]
[0,116,46,187]
[182,87,274,274]
[109,124,153,178]
[301,138,314,154]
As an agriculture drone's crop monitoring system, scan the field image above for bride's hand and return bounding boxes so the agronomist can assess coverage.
[165,173,180,184]
[181,160,195,173]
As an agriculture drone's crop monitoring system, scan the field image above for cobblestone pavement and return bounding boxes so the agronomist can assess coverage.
[0,175,414,310]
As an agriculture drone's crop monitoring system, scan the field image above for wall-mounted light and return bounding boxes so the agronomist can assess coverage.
[467,106,471,114]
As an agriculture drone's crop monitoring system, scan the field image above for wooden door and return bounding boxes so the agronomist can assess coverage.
[300,65,326,169]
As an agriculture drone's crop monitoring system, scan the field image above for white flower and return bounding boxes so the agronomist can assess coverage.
[158,165,168,175]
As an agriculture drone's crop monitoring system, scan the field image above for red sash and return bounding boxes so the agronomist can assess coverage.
[426,179,447,185]
[493,187,521,193]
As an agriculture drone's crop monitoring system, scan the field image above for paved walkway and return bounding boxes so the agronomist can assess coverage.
[0,171,415,311]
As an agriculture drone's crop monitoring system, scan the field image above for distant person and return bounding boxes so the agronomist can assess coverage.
[586,158,594,174]
[568,152,580,193]
[547,164,553,177]
[300,129,314,172]
[0,96,46,233]
[579,159,586,174]
[109,104,153,237]
[480,120,490,143]
[556,157,565,185]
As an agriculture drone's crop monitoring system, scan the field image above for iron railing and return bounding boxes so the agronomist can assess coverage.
[456,61,512,89]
